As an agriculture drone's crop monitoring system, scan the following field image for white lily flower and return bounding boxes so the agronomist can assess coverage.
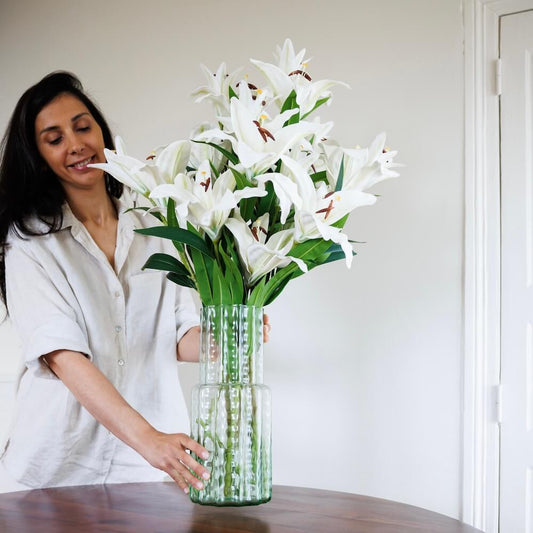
[275,38,310,74]
[215,81,277,134]
[150,163,265,241]
[225,213,307,284]
[89,137,191,208]
[195,95,319,175]
[191,62,242,117]
[280,156,377,267]
[324,133,401,192]
[251,39,349,117]
[189,122,229,172]
[254,171,302,224]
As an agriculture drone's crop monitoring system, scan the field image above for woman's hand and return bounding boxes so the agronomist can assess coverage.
[138,430,210,494]
[179,314,272,363]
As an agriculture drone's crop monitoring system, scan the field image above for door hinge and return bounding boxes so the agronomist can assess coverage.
[495,383,503,424]
[496,58,502,96]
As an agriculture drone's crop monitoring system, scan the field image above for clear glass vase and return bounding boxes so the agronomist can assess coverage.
[189,305,272,506]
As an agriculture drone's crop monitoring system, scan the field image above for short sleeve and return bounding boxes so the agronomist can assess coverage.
[5,239,92,377]
[174,286,199,343]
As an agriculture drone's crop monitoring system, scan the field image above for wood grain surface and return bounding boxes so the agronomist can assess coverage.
[0,483,482,532]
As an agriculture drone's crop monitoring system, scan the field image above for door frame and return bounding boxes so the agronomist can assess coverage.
[463,0,533,530]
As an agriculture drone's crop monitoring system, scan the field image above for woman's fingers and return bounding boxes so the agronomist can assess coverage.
[263,313,272,343]
[177,434,211,481]
[179,434,210,461]
[178,451,210,483]
[169,455,207,493]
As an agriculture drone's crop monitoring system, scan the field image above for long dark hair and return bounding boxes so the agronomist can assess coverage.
[0,71,123,303]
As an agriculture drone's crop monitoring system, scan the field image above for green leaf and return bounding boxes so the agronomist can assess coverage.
[335,155,345,192]
[289,238,332,262]
[192,140,238,165]
[219,239,244,304]
[167,198,178,227]
[190,247,213,304]
[209,160,220,179]
[248,277,268,307]
[257,181,277,218]
[307,243,356,268]
[332,213,349,229]
[239,197,256,222]
[264,275,292,306]
[165,199,185,255]
[212,262,232,305]
[280,90,301,125]
[142,253,190,276]
[300,96,330,120]
[166,272,196,289]
[280,89,297,113]
[135,226,213,257]
[320,250,355,266]
[309,170,328,186]
[228,85,238,100]
[287,110,300,126]
[229,166,252,189]
[259,264,300,306]
[256,240,339,305]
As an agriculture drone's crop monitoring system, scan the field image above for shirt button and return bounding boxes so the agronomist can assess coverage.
[115,325,122,333]
[118,359,125,366]
[114,291,121,298]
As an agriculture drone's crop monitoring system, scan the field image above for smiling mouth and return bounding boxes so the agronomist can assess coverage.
[69,156,94,169]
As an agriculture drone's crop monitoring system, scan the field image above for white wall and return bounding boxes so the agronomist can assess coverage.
[0,0,465,519]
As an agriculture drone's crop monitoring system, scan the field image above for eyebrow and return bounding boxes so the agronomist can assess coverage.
[38,112,91,136]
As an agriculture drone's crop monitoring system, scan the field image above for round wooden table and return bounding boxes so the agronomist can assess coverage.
[0,483,482,532]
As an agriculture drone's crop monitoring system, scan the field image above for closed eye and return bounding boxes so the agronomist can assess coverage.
[49,137,62,146]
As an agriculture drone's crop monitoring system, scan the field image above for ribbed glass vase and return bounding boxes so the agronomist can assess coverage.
[189,305,272,506]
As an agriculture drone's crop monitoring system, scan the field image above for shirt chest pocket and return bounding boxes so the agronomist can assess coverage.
[126,271,174,353]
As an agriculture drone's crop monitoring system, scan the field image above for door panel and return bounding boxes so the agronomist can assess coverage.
[500,9,533,532]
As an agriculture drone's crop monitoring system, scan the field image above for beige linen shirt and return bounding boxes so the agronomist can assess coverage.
[1,189,199,488]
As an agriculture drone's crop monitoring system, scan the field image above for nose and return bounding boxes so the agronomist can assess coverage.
[69,142,84,154]
[67,133,84,154]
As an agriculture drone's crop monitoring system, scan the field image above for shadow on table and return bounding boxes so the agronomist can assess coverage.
[188,505,271,533]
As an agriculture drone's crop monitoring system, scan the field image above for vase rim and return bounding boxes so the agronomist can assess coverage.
[200,304,263,310]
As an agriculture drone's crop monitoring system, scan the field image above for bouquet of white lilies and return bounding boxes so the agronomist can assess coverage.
[92,39,400,307]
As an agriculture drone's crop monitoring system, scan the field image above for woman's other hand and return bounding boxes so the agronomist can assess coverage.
[263,314,272,343]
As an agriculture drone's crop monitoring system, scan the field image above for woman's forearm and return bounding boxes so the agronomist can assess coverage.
[43,349,209,492]
[44,350,155,451]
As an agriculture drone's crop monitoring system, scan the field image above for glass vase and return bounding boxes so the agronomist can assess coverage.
[189,305,272,506]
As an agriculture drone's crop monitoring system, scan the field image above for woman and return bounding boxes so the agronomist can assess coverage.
[0,72,210,492]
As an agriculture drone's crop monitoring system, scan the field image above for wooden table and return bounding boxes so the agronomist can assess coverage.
[0,483,482,532]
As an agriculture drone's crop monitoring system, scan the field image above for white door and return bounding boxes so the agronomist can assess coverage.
[500,9,533,532]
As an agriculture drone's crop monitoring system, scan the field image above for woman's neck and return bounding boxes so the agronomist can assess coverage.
[66,184,117,227]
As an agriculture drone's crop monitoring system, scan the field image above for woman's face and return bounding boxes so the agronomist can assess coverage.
[34,93,106,193]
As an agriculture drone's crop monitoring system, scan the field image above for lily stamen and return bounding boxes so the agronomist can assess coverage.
[288,69,312,81]
[200,177,211,192]
[236,81,259,91]
[146,152,156,160]
[253,120,275,142]
[251,226,259,241]
[316,200,334,219]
